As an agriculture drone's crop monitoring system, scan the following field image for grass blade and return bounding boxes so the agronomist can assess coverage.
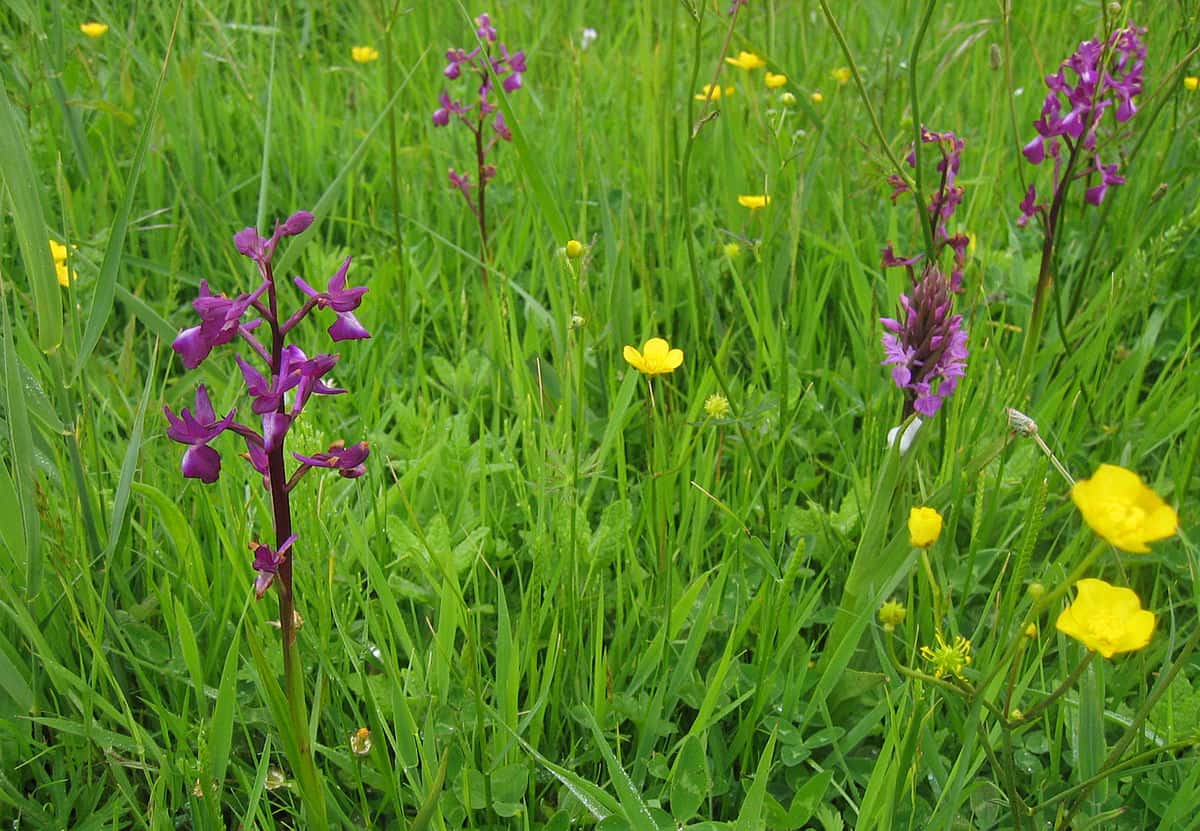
[0,79,62,352]
[71,0,183,377]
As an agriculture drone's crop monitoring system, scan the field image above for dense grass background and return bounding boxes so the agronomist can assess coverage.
[1,0,1198,828]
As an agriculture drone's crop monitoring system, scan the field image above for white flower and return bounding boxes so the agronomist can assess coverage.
[581,28,598,49]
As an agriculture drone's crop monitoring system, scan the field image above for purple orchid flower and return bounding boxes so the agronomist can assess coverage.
[251,534,297,598]
[294,440,370,479]
[163,385,236,483]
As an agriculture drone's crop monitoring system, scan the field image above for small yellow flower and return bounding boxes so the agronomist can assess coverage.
[1024,623,1038,638]
[722,241,741,259]
[695,84,735,101]
[832,66,852,85]
[1055,578,1155,658]
[349,727,373,755]
[908,506,943,549]
[809,91,824,104]
[737,194,771,209]
[351,46,380,64]
[725,51,766,70]
[80,22,109,38]
[704,393,731,418]
[920,631,972,679]
[764,71,787,88]
[1070,464,1178,553]
[780,91,797,106]
[565,239,584,259]
[623,337,684,376]
[50,239,76,287]
[1184,76,1199,91]
[878,599,906,631]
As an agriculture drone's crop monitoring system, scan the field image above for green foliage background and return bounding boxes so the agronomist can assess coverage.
[0,0,1198,828]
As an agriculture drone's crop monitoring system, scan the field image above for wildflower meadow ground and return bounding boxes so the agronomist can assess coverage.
[1,2,1199,829]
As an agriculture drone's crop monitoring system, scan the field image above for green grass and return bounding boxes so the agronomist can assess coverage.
[1,0,1199,828]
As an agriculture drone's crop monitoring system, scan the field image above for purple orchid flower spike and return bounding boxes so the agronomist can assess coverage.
[294,440,370,479]
[251,534,298,598]
[236,345,306,415]
[163,385,236,483]
[881,265,969,418]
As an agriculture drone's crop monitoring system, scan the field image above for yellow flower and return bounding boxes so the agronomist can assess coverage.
[832,66,852,85]
[1055,578,1155,658]
[780,91,797,106]
[80,22,108,38]
[878,599,906,631]
[1184,76,1199,91]
[725,51,766,70]
[351,46,380,64]
[764,72,787,89]
[920,631,972,679]
[50,239,76,287]
[1070,464,1178,553]
[695,84,735,101]
[737,194,771,209]
[623,337,684,376]
[809,91,824,104]
[704,393,731,418]
[565,239,584,259]
[722,241,741,259]
[1024,623,1038,638]
[908,506,943,548]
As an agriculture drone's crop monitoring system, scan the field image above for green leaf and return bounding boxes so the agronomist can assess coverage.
[0,286,41,594]
[106,345,158,553]
[734,732,776,831]
[584,709,659,831]
[209,621,242,800]
[669,733,710,821]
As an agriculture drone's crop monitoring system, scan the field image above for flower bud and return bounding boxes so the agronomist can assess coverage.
[565,239,584,259]
[1027,581,1045,600]
[908,506,943,548]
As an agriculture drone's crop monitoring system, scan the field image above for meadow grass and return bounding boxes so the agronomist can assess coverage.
[1,0,1199,828]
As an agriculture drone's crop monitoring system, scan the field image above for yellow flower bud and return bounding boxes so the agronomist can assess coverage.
[1185,76,1200,91]
[565,239,585,259]
[704,393,731,419]
[907,506,943,549]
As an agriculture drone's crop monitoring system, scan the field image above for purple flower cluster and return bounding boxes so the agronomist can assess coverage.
[885,127,970,291]
[881,264,968,418]
[1019,24,1145,224]
[432,12,526,201]
[164,210,371,598]
[880,126,970,418]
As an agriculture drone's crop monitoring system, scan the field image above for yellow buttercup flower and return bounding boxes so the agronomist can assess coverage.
[351,46,380,64]
[1055,578,1155,658]
[50,239,76,287]
[722,242,741,259]
[764,72,787,89]
[1070,464,1178,553]
[908,506,943,548]
[737,194,771,209]
[832,66,852,85]
[725,51,766,70]
[565,239,584,259]
[920,631,972,679]
[1184,76,1199,91]
[810,91,824,104]
[695,84,735,101]
[780,91,797,106]
[80,22,109,38]
[878,599,906,631]
[623,338,683,376]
